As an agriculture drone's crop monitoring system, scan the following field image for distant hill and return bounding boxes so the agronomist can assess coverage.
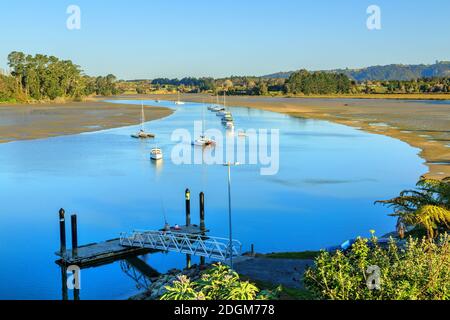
[263,61,450,81]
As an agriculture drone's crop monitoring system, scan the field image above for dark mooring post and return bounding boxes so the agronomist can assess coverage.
[59,208,66,256]
[199,192,205,232]
[73,282,80,301]
[60,266,68,301]
[199,192,206,266]
[185,188,191,227]
[71,214,78,258]
[186,254,192,269]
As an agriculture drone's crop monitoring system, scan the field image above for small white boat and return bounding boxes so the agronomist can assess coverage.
[132,130,155,139]
[192,135,216,147]
[226,121,234,129]
[150,148,163,160]
[221,116,233,124]
[193,103,216,147]
[131,102,155,139]
[175,91,185,105]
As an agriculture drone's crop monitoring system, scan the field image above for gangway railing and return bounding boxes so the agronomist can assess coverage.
[120,230,242,261]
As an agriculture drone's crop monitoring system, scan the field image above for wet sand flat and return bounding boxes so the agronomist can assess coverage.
[140,93,450,179]
[0,100,173,143]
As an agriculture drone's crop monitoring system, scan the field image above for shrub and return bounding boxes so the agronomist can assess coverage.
[160,263,278,300]
[304,234,450,300]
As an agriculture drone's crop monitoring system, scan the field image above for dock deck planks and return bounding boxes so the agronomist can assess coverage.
[55,238,157,268]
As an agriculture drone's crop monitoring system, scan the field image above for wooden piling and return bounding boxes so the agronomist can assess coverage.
[199,192,206,266]
[199,192,205,232]
[59,208,66,255]
[61,266,68,301]
[185,188,191,226]
[186,254,192,269]
[71,214,78,258]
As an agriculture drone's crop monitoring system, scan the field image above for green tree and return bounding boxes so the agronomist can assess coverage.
[377,177,450,239]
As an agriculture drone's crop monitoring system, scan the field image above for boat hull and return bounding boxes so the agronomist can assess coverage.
[131,133,155,139]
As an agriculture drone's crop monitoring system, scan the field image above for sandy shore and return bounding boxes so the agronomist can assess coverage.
[137,93,450,179]
[0,100,173,143]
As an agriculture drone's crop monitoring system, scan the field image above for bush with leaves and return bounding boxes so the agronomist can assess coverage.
[304,233,450,300]
[160,263,279,300]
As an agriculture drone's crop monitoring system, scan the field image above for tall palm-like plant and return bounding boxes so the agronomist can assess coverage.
[377,177,450,239]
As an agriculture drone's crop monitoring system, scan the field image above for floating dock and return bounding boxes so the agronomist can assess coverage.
[55,189,209,268]
[55,238,157,268]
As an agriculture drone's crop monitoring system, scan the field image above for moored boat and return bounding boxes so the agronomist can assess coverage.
[131,102,155,139]
[150,148,163,160]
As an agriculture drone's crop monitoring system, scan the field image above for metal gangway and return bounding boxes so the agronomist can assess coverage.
[119,230,242,261]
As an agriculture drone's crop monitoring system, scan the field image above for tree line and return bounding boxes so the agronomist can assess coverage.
[0,51,120,103]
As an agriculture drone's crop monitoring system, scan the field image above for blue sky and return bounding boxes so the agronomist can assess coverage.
[0,0,449,79]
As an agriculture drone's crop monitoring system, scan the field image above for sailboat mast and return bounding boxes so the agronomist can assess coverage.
[224,91,226,110]
[202,99,205,135]
[141,101,145,130]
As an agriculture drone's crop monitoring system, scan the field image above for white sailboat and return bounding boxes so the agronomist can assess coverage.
[216,92,229,116]
[175,91,185,105]
[193,103,216,147]
[131,102,155,139]
[225,121,234,129]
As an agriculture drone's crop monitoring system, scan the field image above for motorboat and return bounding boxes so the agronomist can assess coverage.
[150,148,163,160]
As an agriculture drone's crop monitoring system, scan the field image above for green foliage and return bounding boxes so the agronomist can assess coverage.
[2,51,120,102]
[161,264,276,300]
[304,234,450,300]
[286,70,352,95]
[377,177,450,239]
[265,61,450,82]
[0,74,24,102]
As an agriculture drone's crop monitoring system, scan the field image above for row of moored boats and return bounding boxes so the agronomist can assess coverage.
[131,93,238,159]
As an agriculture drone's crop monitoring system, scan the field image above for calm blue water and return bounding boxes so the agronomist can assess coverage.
[0,100,427,299]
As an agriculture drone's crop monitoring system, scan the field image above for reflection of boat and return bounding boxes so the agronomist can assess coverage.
[150,148,163,160]
[131,102,155,139]
[174,91,185,105]
[237,131,247,137]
